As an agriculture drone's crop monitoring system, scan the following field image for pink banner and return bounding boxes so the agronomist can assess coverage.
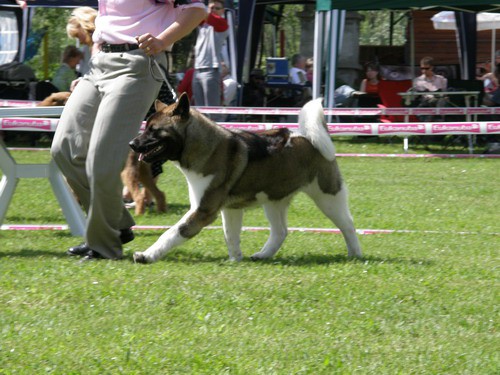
[327,124,373,134]
[468,107,493,115]
[413,108,437,115]
[0,100,39,107]
[385,108,410,115]
[439,108,466,115]
[222,123,267,131]
[431,123,480,134]
[1,118,53,130]
[486,123,500,133]
[378,123,426,134]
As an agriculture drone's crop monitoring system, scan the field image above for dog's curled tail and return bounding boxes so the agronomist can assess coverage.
[298,98,336,161]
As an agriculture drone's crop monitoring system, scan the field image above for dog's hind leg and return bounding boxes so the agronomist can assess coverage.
[221,208,243,261]
[250,199,290,260]
[306,183,362,258]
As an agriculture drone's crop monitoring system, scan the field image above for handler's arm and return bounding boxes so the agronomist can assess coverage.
[137,7,207,56]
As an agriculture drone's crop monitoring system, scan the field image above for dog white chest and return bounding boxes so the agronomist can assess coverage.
[176,164,214,209]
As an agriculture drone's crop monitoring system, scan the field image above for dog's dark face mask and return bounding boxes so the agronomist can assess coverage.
[129,94,190,164]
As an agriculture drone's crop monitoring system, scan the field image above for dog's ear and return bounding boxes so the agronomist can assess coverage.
[155,99,168,112]
[173,92,190,119]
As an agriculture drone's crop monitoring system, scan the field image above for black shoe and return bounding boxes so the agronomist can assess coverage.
[67,243,90,256]
[68,228,133,256]
[119,228,135,244]
[81,249,106,261]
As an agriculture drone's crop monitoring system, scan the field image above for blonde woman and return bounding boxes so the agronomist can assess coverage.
[66,7,98,76]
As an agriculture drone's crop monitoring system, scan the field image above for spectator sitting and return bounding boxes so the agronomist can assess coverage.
[413,56,447,97]
[412,56,448,120]
[289,53,312,106]
[355,62,382,108]
[360,62,381,95]
[289,53,308,85]
[483,63,500,106]
[52,46,84,92]
[242,69,266,108]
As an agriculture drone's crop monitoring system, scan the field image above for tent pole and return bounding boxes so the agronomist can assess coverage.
[409,12,415,78]
[226,9,237,83]
[492,29,496,72]
[312,11,324,100]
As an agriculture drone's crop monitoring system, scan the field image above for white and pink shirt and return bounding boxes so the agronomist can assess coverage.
[93,0,205,47]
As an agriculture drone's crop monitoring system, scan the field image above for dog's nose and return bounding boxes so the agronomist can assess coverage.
[128,139,138,152]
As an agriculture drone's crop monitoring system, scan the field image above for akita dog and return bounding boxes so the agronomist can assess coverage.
[130,93,361,263]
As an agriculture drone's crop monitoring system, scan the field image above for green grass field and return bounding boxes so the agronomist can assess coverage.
[0,140,498,374]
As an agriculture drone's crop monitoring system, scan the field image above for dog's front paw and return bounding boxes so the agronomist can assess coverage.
[133,252,151,264]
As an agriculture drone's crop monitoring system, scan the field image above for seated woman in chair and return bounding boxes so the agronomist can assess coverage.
[356,62,382,108]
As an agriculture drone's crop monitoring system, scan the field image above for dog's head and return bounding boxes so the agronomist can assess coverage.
[129,92,191,164]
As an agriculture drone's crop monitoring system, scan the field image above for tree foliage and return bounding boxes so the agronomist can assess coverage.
[359,10,407,46]
[26,8,73,80]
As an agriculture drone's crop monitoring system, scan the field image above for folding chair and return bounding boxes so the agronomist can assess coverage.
[377,79,413,122]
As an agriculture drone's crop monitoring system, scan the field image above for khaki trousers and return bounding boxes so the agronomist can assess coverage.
[51,50,165,259]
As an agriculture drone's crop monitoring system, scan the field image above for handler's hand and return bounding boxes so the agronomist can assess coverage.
[70,77,82,92]
[136,34,164,56]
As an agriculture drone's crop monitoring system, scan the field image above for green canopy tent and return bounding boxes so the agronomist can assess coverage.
[323,0,500,12]
[315,0,500,106]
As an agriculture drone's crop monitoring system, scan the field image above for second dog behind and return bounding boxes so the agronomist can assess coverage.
[121,151,168,215]
[39,91,167,215]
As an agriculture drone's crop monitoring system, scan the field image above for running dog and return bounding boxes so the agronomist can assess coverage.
[130,93,362,263]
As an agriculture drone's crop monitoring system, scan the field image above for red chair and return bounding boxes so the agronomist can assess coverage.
[377,79,413,122]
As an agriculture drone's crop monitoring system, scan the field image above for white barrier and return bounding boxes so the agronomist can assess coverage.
[2,102,500,116]
[1,116,500,136]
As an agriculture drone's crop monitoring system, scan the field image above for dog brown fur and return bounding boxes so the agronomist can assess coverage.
[121,151,167,215]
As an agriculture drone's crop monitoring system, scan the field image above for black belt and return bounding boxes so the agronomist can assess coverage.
[197,67,218,72]
[101,43,139,53]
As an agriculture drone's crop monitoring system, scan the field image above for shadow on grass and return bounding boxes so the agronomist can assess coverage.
[249,254,434,267]
[0,249,433,267]
[124,250,433,267]
[137,203,190,217]
[0,248,68,259]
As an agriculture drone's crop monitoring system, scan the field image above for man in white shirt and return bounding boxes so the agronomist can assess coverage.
[288,53,311,105]
[289,54,307,85]
[413,56,447,93]
[412,56,448,120]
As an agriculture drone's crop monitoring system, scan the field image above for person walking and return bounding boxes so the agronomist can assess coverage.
[51,0,206,261]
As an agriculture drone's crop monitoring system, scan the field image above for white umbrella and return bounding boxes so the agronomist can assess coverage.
[432,11,500,69]
[432,11,500,31]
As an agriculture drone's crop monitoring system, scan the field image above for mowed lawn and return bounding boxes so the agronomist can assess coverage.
[0,142,498,374]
